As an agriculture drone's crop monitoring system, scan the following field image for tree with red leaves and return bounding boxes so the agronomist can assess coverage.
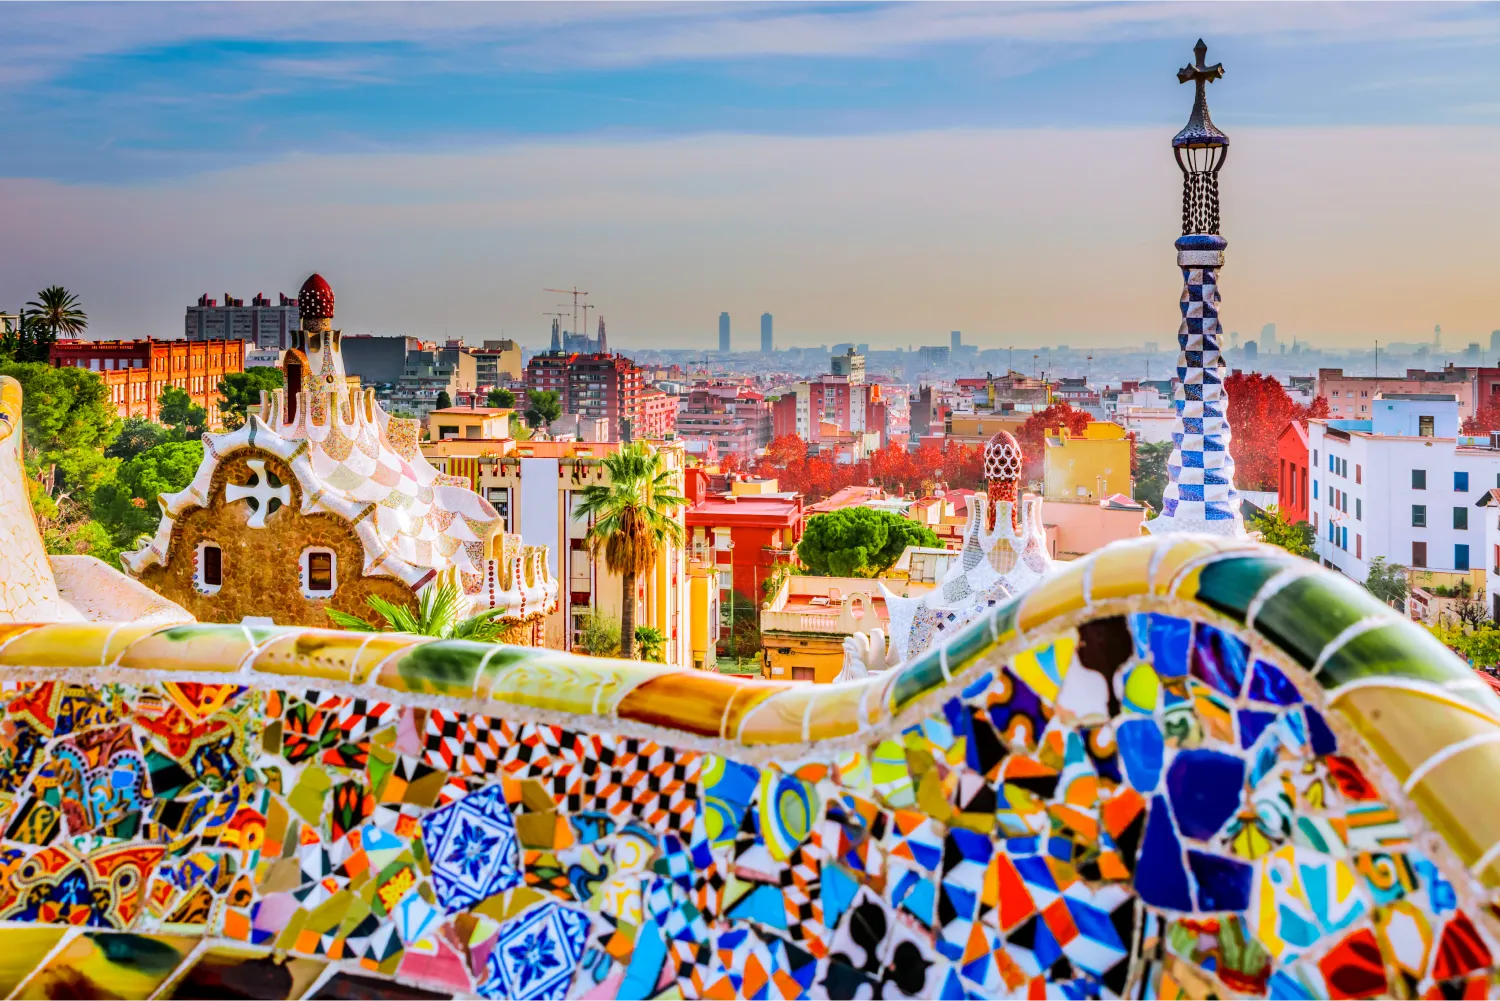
[1463,403,1500,436]
[1223,372,1328,490]
[1017,404,1092,482]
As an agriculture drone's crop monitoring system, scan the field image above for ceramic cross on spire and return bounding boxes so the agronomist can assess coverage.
[1149,40,1243,538]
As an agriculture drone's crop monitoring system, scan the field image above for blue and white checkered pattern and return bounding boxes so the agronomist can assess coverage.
[1149,251,1244,537]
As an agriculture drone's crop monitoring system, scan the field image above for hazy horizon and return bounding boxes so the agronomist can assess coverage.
[2,2,1499,349]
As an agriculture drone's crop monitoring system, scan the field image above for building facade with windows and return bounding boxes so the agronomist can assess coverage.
[122,274,557,640]
[185,292,299,349]
[1276,420,1311,525]
[1308,395,1500,592]
[49,337,245,425]
[1315,365,1500,425]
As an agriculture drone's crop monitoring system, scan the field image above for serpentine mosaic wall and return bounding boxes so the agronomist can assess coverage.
[0,538,1498,999]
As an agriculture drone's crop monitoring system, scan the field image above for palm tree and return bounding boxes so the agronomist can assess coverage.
[326,572,512,641]
[25,286,88,339]
[575,442,686,659]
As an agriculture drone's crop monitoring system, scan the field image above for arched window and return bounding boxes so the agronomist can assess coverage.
[196,542,223,593]
[300,548,337,598]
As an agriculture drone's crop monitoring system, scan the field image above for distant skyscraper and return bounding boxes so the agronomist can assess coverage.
[550,318,561,353]
[761,313,773,354]
[719,312,730,353]
[1490,330,1500,358]
[951,330,962,351]
[1434,324,1442,348]
[597,317,608,356]
[1259,322,1277,354]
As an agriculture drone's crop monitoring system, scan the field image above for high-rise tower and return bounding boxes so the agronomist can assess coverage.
[719,312,731,353]
[1149,40,1243,537]
[761,313,773,354]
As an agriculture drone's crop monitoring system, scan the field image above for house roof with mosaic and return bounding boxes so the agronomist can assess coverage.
[120,273,558,632]
[0,40,1497,1001]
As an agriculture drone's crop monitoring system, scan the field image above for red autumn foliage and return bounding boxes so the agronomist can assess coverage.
[750,435,987,503]
[1462,403,1500,436]
[1223,371,1328,490]
[718,451,744,475]
[1016,403,1093,481]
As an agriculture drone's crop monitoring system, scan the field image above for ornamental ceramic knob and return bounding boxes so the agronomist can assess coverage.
[983,430,1022,486]
[984,430,1022,530]
[298,274,335,324]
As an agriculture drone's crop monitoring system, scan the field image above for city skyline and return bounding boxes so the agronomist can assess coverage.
[2,2,1500,347]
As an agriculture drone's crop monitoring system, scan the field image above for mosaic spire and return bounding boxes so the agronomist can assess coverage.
[984,430,1022,531]
[1149,40,1243,537]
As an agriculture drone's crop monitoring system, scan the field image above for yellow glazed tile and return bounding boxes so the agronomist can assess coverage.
[736,686,817,745]
[102,623,174,665]
[1150,536,1254,595]
[1086,540,1156,602]
[1016,566,1088,635]
[115,623,253,673]
[805,683,867,742]
[0,624,46,662]
[617,671,766,738]
[1330,686,1500,788]
[0,927,70,996]
[344,634,431,686]
[0,623,115,668]
[253,630,394,684]
[486,659,635,717]
[1406,739,1500,882]
[721,681,794,742]
[15,931,200,1000]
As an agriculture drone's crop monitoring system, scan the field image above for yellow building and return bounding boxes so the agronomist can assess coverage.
[944,413,1026,447]
[1043,421,1132,502]
[759,574,933,683]
[427,406,514,442]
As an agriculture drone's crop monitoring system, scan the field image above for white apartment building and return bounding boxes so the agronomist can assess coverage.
[1310,394,1500,584]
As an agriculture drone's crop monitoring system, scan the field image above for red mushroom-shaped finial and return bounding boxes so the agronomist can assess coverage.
[298,273,335,320]
[984,430,1023,530]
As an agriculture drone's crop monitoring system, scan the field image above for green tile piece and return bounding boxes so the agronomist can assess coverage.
[392,640,495,695]
[1318,621,1500,710]
[1194,555,1294,623]
[1252,573,1391,672]
[890,648,946,713]
[944,615,998,677]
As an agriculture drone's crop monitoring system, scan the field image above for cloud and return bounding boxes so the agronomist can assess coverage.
[0,1,1494,85]
[1,125,1496,349]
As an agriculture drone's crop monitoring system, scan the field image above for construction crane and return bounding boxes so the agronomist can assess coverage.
[543,287,588,347]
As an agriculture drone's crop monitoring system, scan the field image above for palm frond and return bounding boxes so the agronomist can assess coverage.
[325,608,377,631]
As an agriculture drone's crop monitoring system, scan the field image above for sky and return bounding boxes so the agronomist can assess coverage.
[2,1,1500,351]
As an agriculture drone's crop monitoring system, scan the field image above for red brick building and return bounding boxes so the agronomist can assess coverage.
[524,351,652,440]
[1277,420,1310,525]
[49,338,245,425]
[684,468,804,602]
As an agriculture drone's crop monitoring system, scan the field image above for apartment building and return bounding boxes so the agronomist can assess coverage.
[1309,395,1500,586]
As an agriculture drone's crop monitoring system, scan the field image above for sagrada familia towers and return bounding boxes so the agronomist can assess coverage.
[842,41,1247,678]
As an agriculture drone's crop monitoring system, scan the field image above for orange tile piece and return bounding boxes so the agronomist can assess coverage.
[615,672,764,737]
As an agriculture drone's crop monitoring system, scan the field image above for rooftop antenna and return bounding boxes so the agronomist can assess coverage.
[1374,339,1379,378]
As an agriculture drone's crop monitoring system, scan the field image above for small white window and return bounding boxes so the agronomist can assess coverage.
[300,548,337,598]
[196,542,223,593]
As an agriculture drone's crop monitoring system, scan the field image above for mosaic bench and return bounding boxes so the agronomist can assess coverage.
[0,535,1497,999]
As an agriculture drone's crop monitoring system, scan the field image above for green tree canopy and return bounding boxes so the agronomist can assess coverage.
[0,315,57,364]
[91,440,204,548]
[1250,505,1314,559]
[487,387,516,408]
[525,389,562,429]
[158,386,207,439]
[218,368,284,429]
[106,417,169,462]
[0,360,119,498]
[1365,556,1409,608]
[434,389,453,411]
[1133,439,1172,513]
[797,507,941,577]
[25,285,88,339]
